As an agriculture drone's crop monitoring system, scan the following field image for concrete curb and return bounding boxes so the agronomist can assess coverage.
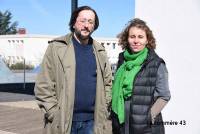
[0,100,39,110]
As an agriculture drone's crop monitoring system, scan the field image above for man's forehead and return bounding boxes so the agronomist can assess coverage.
[78,10,95,18]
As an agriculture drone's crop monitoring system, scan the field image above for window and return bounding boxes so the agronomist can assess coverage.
[113,43,116,49]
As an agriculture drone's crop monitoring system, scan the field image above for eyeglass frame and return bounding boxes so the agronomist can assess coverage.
[77,18,95,25]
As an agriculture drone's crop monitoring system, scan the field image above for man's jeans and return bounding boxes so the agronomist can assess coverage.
[71,120,94,134]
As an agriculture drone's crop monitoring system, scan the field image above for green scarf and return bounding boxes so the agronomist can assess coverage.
[112,48,148,124]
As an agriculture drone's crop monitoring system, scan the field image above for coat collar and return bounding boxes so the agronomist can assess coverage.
[53,33,105,51]
[51,33,74,73]
[52,33,73,46]
[52,33,106,73]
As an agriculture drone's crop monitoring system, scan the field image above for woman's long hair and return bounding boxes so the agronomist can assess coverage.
[117,18,156,50]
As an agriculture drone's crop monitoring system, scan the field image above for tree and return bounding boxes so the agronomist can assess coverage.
[0,10,18,35]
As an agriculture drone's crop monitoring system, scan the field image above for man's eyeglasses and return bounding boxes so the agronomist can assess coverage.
[77,18,95,25]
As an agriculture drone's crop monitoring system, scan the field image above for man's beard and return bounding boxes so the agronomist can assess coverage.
[74,29,93,41]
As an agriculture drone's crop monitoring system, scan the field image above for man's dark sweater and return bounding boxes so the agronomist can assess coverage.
[72,37,97,121]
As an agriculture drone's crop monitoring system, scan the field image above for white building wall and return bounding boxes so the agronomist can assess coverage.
[23,36,52,66]
[95,37,122,64]
[135,0,200,133]
[0,35,54,66]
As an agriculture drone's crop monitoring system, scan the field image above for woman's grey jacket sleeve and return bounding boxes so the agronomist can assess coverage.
[154,63,171,101]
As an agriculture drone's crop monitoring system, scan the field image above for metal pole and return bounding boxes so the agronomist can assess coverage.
[71,0,78,13]
[23,58,26,90]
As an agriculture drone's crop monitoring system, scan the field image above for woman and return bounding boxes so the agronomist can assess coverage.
[111,18,171,134]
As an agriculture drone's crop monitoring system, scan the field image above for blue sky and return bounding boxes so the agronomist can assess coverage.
[0,0,135,37]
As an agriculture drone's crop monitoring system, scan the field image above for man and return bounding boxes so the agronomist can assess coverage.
[34,6,112,134]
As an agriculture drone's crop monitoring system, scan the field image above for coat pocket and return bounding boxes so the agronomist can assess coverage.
[45,105,58,122]
[50,106,61,134]
[151,114,165,134]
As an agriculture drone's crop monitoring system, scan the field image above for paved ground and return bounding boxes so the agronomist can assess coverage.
[0,92,35,102]
[0,92,43,134]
